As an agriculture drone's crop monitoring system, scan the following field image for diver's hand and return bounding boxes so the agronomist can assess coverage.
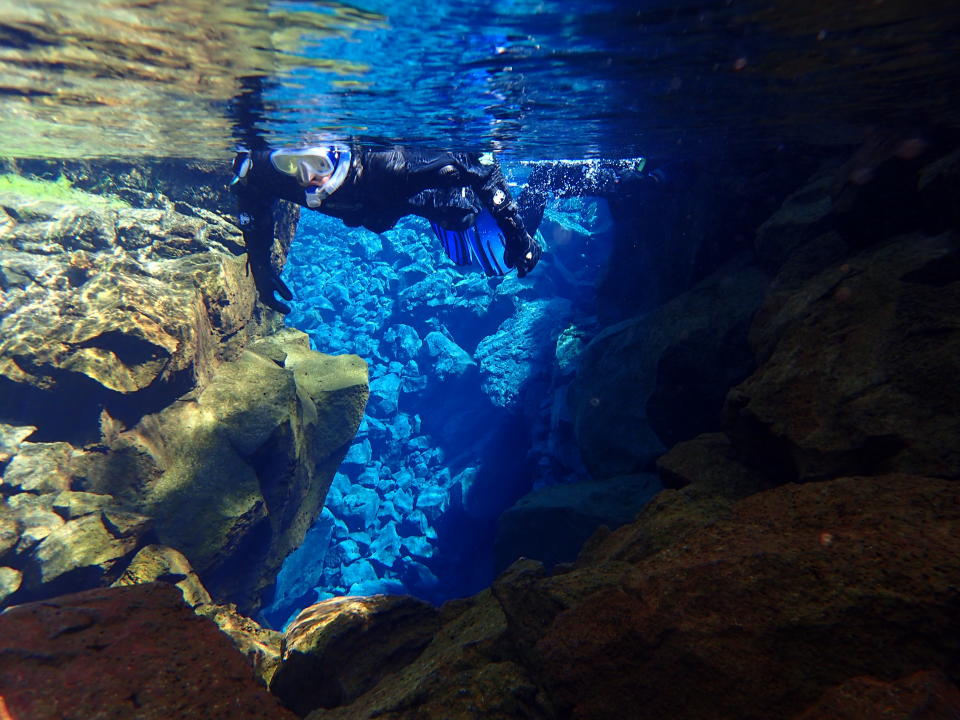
[505,232,542,278]
[246,255,293,314]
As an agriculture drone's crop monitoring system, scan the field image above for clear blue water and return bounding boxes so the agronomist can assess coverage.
[235,0,960,160]
[4,0,958,160]
[3,0,958,629]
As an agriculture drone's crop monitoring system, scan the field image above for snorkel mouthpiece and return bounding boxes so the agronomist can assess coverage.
[269,144,351,206]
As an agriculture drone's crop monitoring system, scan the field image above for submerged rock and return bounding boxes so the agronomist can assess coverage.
[272,594,440,716]
[571,256,766,479]
[727,231,960,482]
[302,474,960,720]
[0,583,296,720]
[494,473,662,573]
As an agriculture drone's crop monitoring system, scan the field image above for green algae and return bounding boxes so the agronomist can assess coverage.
[0,173,130,209]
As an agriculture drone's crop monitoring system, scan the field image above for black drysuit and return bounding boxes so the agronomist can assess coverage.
[233,146,541,313]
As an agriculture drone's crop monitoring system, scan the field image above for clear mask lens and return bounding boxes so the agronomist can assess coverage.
[270,148,335,183]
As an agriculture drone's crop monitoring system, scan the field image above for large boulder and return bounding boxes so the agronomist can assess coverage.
[301,474,960,720]
[0,582,296,720]
[0,169,367,617]
[0,170,281,444]
[726,231,960,482]
[494,474,662,573]
[71,328,368,612]
[272,595,440,715]
[571,256,766,479]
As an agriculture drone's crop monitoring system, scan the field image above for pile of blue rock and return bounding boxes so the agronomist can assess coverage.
[261,187,613,630]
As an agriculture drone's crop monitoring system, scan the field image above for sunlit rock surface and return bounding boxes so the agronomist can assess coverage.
[0,166,273,443]
[0,167,368,622]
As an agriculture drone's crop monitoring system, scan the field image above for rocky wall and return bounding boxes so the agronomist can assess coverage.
[257,138,960,719]
[0,164,368,621]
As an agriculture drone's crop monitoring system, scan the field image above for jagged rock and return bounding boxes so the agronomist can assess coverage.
[0,583,297,720]
[0,422,34,464]
[9,498,64,555]
[494,474,662,573]
[51,490,116,519]
[72,329,369,613]
[0,502,18,559]
[195,602,284,687]
[112,543,212,607]
[754,173,837,273]
[537,474,960,720]
[571,257,766,479]
[726,231,960,482]
[476,297,571,408]
[305,589,548,720]
[0,566,21,602]
[272,595,441,716]
[793,670,960,720]
[309,475,959,720]
[22,510,151,598]
[1,441,75,492]
[422,331,475,382]
[656,432,769,497]
[0,172,280,445]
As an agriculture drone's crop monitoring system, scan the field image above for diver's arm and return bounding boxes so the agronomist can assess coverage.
[234,181,294,315]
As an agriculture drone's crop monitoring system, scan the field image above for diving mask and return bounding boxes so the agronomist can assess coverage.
[270,145,351,207]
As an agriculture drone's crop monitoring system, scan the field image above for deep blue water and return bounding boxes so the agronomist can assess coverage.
[251,0,960,628]
[262,184,618,628]
[3,0,954,628]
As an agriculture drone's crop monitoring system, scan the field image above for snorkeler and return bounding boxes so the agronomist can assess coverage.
[230,144,542,314]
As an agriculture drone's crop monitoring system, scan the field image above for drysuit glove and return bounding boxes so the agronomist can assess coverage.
[505,232,542,278]
[246,254,294,315]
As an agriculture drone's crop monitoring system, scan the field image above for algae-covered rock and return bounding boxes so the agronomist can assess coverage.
[2,441,76,493]
[0,171,277,445]
[24,510,151,596]
[79,329,369,612]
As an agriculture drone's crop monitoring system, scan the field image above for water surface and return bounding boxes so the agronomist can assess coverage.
[2,0,958,161]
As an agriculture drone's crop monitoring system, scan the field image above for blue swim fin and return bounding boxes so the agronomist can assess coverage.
[430,209,509,277]
[430,222,474,266]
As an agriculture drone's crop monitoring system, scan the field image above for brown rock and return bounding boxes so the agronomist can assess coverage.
[306,589,551,720]
[656,432,769,496]
[726,232,960,481]
[571,257,766,479]
[494,474,662,573]
[0,582,297,719]
[196,602,284,687]
[303,475,960,720]
[273,594,441,715]
[537,474,960,720]
[792,670,960,720]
